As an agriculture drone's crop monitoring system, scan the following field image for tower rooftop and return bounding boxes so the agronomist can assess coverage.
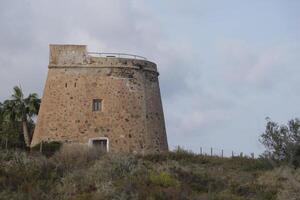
[49,44,157,72]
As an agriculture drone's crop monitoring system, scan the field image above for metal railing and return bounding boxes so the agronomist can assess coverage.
[88,52,147,60]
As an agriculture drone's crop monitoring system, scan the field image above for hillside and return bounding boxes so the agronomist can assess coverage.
[0,146,299,200]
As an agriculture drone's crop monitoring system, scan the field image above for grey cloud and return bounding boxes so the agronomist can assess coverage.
[1,0,300,155]
[0,0,190,97]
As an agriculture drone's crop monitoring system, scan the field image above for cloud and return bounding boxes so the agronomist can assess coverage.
[0,0,300,155]
[211,39,300,93]
[0,0,193,100]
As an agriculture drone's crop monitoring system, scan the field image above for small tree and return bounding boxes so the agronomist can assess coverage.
[0,102,3,125]
[2,86,40,147]
[0,102,3,138]
[260,118,300,168]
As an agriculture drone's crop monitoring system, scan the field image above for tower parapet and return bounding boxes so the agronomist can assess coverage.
[49,44,157,72]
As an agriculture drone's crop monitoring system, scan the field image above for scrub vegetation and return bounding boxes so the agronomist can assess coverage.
[0,146,299,200]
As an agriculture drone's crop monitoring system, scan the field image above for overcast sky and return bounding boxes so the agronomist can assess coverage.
[1,0,300,155]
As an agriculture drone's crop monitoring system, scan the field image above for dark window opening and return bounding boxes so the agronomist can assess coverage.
[74,82,77,87]
[65,83,67,88]
[92,139,107,152]
[93,99,102,111]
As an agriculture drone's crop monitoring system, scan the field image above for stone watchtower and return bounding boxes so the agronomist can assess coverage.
[31,45,168,153]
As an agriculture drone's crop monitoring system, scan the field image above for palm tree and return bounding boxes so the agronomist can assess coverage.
[0,102,3,120]
[0,102,3,132]
[3,86,40,147]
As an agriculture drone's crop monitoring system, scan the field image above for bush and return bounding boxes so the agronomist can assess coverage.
[49,144,105,173]
[141,147,210,165]
[228,156,274,171]
[0,150,61,199]
[31,141,62,157]
[292,145,300,168]
[174,168,206,192]
[260,118,300,168]
[149,172,179,187]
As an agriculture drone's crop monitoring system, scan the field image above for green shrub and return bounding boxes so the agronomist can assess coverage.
[149,172,179,187]
[230,182,277,200]
[141,147,210,165]
[229,156,274,171]
[292,145,300,168]
[49,144,99,174]
[172,168,210,192]
[31,141,62,157]
[215,191,247,200]
[0,150,61,199]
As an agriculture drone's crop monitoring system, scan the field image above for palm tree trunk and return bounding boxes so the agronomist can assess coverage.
[22,120,30,147]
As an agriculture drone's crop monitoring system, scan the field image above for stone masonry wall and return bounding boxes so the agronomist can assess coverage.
[31,45,168,153]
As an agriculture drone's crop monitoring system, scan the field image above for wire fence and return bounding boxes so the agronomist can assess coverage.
[198,147,255,159]
[171,146,257,159]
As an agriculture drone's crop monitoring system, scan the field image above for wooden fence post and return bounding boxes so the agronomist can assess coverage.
[208,183,212,199]
[40,141,43,153]
[5,138,8,149]
[232,151,234,158]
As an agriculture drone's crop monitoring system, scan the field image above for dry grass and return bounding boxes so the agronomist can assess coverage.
[0,147,299,200]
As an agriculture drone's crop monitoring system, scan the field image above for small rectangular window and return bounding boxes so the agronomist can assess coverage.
[92,139,108,152]
[93,99,102,111]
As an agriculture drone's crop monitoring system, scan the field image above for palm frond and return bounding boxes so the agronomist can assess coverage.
[2,100,18,122]
[11,86,24,101]
[2,86,41,122]
[25,93,41,118]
